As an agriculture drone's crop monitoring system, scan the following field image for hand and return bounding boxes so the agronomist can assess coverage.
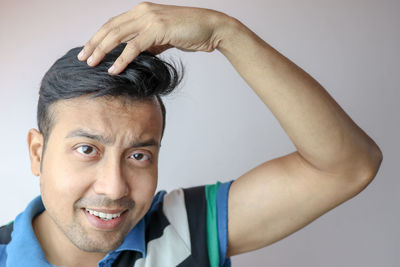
[78,2,230,75]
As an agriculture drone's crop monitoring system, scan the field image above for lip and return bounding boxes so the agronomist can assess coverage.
[82,208,128,231]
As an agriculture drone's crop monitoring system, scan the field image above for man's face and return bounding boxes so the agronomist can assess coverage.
[35,95,163,253]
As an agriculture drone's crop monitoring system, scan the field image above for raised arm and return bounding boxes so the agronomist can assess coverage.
[216,18,383,255]
[78,2,383,256]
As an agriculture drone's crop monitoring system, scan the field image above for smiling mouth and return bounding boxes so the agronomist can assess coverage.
[84,208,124,221]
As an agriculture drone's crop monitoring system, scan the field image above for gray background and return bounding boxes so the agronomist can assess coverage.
[0,0,398,266]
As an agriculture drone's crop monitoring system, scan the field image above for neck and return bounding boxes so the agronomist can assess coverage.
[33,211,106,267]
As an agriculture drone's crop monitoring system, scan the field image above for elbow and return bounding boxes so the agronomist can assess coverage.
[354,144,383,191]
[366,144,383,178]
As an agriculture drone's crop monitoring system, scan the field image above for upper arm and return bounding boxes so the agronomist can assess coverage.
[226,151,377,256]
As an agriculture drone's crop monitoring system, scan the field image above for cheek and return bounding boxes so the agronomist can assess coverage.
[40,153,92,206]
[128,170,158,209]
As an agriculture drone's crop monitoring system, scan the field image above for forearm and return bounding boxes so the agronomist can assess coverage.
[216,16,382,175]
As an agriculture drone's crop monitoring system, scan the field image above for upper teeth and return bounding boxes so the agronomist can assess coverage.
[85,208,122,220]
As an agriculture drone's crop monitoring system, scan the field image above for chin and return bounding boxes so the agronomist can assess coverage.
[63,222,129,254]
[73,234,125,253]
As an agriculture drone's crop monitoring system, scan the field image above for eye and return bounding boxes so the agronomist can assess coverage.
[76,145,98,156]
[129,152,151,162]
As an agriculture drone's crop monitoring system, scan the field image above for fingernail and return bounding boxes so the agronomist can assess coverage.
[108,65,115,74]
[87,56,93,65]
[78,50,85,60]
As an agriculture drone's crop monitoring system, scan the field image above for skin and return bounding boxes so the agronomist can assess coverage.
[29,96,163,266]
[77,2,383,257]
[27,2,383,266]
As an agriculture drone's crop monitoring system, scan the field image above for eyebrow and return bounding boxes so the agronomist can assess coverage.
[65,129,160,148]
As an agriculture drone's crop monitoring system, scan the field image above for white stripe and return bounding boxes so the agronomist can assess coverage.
[133,224,191,266]
[132,189,192,267]
[162,188,191,250]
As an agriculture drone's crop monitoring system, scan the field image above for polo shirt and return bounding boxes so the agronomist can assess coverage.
[0,181,233,267]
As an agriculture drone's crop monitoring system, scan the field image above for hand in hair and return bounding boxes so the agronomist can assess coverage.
[75,1,384,259]
[78,2,232,75]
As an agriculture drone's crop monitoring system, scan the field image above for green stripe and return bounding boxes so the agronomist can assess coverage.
[205,182,221,267]
[7,220,14,226]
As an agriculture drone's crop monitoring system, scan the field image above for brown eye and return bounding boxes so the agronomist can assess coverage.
[134,153,143,160]
[76,145,97,156]
[130,153,150,161]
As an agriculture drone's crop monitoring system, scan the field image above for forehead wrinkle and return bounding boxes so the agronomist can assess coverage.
[53,96,162,147]
[65,128,114,145]
[65,128,160,149]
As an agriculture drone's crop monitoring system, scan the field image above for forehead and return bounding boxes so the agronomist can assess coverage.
[48,95,163,143]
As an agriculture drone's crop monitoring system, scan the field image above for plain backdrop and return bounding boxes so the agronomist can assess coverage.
[0,0,398,266]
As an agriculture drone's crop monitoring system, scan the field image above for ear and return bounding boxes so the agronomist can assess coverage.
[27,129,44,176]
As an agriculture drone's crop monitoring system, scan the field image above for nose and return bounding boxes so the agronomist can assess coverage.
[93,154,129,200]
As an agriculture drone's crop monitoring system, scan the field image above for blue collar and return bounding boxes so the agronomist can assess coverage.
[6,196,147,267]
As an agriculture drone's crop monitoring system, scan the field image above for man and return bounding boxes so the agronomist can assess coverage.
[0,2,383,267]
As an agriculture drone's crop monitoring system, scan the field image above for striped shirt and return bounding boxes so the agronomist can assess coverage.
[0,181,232,267]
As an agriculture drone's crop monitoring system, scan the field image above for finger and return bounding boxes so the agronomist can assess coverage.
[108,33,155,75]
[86,20,142,67]
[78,2,162,64]
[78,2,159,62]
[77,11,133,62]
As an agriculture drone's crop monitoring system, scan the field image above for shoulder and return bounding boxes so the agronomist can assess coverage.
[145,188,200,251]
[145,183,232,267]
[113,182,233,267]
[140,186,211,266]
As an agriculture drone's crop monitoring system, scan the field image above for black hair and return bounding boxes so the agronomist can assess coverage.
[38,43,183,149]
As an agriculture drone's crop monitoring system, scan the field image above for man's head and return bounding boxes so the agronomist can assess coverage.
[28,44,182,254]
[38,44,181,152]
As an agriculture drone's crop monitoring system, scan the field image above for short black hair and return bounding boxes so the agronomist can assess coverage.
[38,44,183,148]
